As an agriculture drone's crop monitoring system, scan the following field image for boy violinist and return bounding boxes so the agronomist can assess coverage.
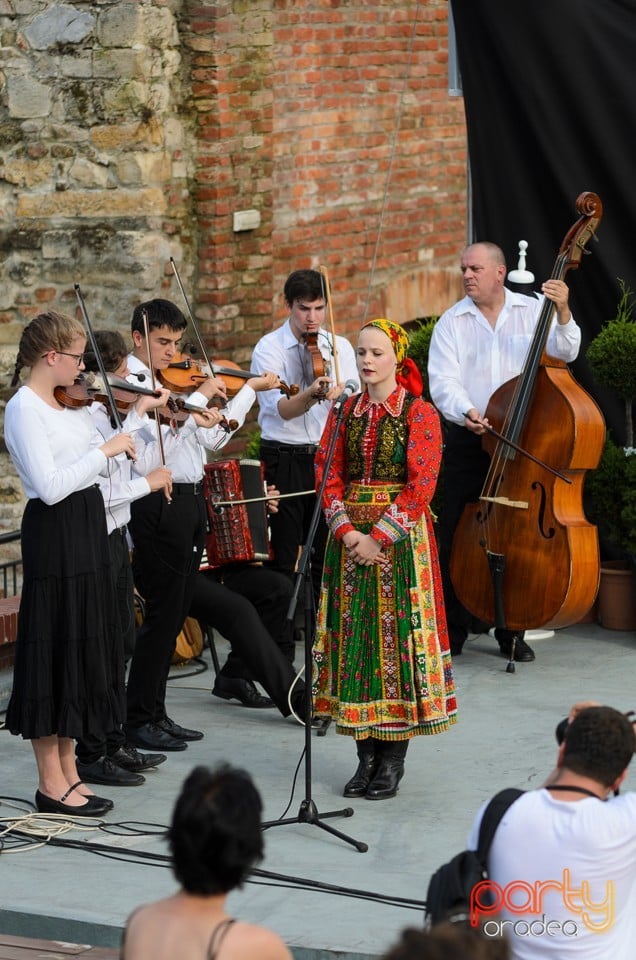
[124,298,280,754]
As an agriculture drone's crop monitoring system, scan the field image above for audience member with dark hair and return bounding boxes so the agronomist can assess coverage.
[382,924,509,960]
[121,764,292,959]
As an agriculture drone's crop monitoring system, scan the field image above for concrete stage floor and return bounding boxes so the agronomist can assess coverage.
[1,620,635,959]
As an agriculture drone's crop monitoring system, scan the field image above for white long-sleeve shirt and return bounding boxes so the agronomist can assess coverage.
[428,289,581,425]
[5,386,107,504]
[89,402,162,534]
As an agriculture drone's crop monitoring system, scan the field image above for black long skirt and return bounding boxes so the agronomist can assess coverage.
[6,486,123,740]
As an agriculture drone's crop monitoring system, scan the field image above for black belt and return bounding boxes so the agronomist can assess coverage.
[109,525,128,537]
[171,481,203,495]
[261,441,317,456]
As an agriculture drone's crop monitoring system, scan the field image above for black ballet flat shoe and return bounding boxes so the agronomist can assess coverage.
[35,783,113,817]
[212,675,275,709]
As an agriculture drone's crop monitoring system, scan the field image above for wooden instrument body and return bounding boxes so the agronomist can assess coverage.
[450,359,605,630]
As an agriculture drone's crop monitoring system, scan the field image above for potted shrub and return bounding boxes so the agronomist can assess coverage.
[585,279,636,629]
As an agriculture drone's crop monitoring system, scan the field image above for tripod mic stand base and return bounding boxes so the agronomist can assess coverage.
[262,799,368,853]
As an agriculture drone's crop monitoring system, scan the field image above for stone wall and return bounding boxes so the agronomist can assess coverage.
[0,0,467,543]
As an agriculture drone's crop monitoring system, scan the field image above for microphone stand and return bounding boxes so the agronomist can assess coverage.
[261,398,368,853]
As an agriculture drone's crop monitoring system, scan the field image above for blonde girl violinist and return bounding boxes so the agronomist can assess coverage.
[313,318,457,801]
[4,311,136,816]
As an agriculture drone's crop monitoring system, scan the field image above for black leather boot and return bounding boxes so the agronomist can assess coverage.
[343,739,379,798]
[366,740,409,800]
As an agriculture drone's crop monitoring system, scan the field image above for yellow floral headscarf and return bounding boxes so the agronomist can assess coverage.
[360,318,423,396]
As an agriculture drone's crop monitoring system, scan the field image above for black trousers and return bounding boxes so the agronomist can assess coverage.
[76,528,131,763]
[189,567,303,716]
[437,424,523,649]
[260,444,327,609]
[126,489,206,728]
[437,424,490,648]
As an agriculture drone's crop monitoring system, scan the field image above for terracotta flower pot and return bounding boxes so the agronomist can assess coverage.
[597,561,636,631]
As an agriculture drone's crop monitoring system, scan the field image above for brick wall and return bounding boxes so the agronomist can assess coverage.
[181,0,466,353]
[0,0,467,531]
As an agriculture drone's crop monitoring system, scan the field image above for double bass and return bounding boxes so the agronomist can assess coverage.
[450,192,605,633]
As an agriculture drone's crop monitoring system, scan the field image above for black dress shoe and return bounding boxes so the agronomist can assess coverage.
[125,721,188,752]
[35,789,113,817]
[156,716,204,741]
[110,743,167,772]
[495,630,536,662]
[76,756,145,787]
[212,675,275,708]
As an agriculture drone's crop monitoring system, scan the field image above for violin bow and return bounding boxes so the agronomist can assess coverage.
[74,284,132,460]
[319,265,341,385]
[142,308,168,467]
[170,256,216,372]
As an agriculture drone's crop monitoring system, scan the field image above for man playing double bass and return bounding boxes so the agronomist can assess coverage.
[428,241,580,663]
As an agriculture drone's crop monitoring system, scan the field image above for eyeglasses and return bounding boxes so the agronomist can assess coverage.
[42,351,85,367]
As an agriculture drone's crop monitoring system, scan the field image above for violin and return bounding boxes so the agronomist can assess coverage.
[153,352,238,432]
[158,351,298,400]
[157,351,210,393]
[302,332,330,400]
[161,396,238,433]
[54,376,98,408]
[90,375,163,415]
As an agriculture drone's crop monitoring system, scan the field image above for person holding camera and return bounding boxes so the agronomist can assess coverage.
[467,703,636,959]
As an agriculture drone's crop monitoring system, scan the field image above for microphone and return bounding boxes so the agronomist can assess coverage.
[333,379,358,410]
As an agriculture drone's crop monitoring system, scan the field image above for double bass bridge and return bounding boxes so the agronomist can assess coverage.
[480,495,529,510]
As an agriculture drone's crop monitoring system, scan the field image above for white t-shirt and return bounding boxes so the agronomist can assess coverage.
[467,789,636,959]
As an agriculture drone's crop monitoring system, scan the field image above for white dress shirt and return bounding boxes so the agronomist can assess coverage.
[428,288,581,425]
[89,402,162,534]
[251,320,359,444]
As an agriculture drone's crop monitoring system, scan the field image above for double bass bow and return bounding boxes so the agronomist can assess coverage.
[450,192,605,637]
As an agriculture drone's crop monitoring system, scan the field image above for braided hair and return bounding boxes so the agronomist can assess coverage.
[11,311,86,387]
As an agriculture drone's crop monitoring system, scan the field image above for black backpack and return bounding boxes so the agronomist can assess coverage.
[425,787,524,927]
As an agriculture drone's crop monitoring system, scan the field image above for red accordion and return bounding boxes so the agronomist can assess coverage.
[203,458,272,566]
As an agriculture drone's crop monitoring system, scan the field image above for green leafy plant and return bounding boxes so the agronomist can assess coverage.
[585,279,636,561]
[407,318,437,403]
[586,439,636,559]
[243,426,262,460]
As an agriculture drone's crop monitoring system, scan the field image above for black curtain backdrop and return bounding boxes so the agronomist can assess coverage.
[452,0,636,440]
